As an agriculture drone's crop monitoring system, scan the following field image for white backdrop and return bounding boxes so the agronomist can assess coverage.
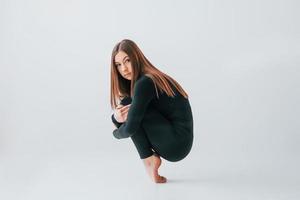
[1,0,299,199]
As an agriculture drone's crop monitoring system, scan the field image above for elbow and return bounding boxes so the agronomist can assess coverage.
[113,129,123,139]
[113,129,134,139]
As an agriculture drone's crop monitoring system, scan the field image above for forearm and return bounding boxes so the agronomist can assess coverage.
[112,75,156,139]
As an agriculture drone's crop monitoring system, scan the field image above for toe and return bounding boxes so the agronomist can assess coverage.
[160,176,167,183]
[155,175,167,183]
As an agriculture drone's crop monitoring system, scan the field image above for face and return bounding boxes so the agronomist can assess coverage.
[114,51,132,80]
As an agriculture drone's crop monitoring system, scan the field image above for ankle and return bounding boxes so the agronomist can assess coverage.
[143,155,154,164]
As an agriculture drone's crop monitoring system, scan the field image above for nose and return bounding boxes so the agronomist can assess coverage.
[120,64,128,73]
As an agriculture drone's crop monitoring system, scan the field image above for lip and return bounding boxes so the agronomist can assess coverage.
[124,73,131,76]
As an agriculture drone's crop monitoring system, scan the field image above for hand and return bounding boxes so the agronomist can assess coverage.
[113,104,131,123]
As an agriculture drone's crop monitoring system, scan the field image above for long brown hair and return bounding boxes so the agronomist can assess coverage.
[110,39,188,109]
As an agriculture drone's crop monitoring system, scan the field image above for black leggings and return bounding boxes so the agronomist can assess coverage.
[122,97,193,162]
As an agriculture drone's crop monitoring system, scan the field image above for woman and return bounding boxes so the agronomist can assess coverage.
[110,39,194,183]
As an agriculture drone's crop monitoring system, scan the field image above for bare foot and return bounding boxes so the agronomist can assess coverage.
[143,154,167,183]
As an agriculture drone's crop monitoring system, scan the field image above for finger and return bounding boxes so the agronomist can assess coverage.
[122,105,131,112]
[122,110,129,116]
[120,104,131,111]
[124,113,128,120]
[116,105,123,109]
[121,108,130,115]
[123,106,130,111]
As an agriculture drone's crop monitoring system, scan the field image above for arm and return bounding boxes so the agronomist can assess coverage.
[112,76,156,139]
[111,97,132,128]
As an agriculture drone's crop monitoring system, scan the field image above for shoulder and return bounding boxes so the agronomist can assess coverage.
[135,74,154,86]
[133,74,157,94]
[137,74,152,82]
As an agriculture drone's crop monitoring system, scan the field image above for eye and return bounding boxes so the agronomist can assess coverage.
[125,59,130,63]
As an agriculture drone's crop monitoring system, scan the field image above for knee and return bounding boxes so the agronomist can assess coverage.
[163,142,193,162]
[165,156,184,162]
[164,152,189,162]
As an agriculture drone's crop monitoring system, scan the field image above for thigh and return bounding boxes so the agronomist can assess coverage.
[130,125,154,159]
[141,107,191,161]
[141,107,177,144]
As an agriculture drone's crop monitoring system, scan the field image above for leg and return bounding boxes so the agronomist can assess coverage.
[130,126,154,159]
[142,106,193,162]
[130,126,167,183]
[121,97,167,183]
[122,96,193,162]
[121,96,154,159]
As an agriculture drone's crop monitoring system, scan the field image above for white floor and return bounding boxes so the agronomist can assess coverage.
[1,150,299,200]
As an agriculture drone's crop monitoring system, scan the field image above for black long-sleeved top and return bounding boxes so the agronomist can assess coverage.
[112,75,193,139]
